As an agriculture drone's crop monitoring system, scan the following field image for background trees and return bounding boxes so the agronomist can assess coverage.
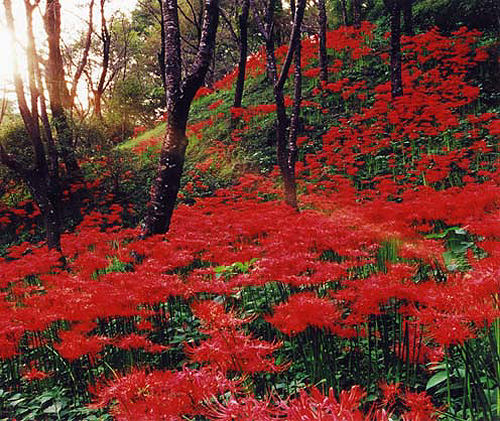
[1,0,63,250]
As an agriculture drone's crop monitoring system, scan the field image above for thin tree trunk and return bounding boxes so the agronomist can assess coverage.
[95,0,110,120]
[158,0,167,90]
[27,174,62,251]
[285,30,301,209]
[256,0,305,208]
[318,0,328,84]
[44,0,81,178]
[389,1,403,98]
[352,0,361,28]
[1,0,62,251]
[402,0,414,36]
[340,0,348,26]
[69,0,95,110]
[233,0,250,108]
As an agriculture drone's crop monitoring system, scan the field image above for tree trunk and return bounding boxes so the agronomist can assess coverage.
[352,0,361,28]
[340,0,348,26]
[1,0,62,251]
[158,0,167,90]
[69,0,95,111]
[94,0,111,120]
[258,0,305,208]
[144,0,220,236]
[402,0,414,36]
[284,31,301,209]
[388,1,403,98]
[318,0,328,84]
[145,122,188,234]
[233,0,250,108]
[44,0,81,178]
[27,172,62,251]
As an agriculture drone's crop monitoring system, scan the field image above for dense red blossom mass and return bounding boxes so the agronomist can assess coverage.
[0,22,498,420]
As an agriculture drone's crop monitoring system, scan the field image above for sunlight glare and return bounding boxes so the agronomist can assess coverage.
[0,27,15,88]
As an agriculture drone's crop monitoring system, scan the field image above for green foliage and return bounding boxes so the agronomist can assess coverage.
[366,0,500,33]
[0,387,111,421]
[215,258,259,279]
[0,117,33,168]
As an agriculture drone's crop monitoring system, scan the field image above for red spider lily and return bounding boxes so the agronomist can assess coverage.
[266,292,342,335]
[192,300,253,332]
[91,367,238,420]
[22,362,51,381]
[205,394,281,421]
[114,333,169,353]
[55,328,110,362]
[186,329,284,373]
[401,391,439,421]
[285,385,367,420]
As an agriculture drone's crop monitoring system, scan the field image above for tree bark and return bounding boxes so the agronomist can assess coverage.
[158,0,167,90]
[1,0,62,251]
[255,0,306,208]
[94,0,111,119]
[69,0,95,110]
[339,0,348,26]
[318,0,328,83]
[144,0,220,236]
[384,0,403,98]
[285,25,302,209]
[44,0,81,178]
[233,0,250,108]
[352,0,361,28]
[402,0,414,36]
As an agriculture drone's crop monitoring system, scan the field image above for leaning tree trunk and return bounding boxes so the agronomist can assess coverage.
[145,118,188,234]
[318,0,328,84]
[94,0,111,120]
[233,0,250,108]
[144,0,220,236]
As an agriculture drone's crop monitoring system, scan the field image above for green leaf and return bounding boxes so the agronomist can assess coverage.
[43,403,62,414]
[426,370,448,390]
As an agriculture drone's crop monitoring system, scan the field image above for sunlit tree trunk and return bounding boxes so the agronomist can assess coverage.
[69,0,95,111]
[94,0,111,120]
[1,0,62,251]
[144,0,220,236]
[44,0,81,178]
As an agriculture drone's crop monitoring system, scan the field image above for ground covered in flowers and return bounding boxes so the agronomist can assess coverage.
[0,23,498,420]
